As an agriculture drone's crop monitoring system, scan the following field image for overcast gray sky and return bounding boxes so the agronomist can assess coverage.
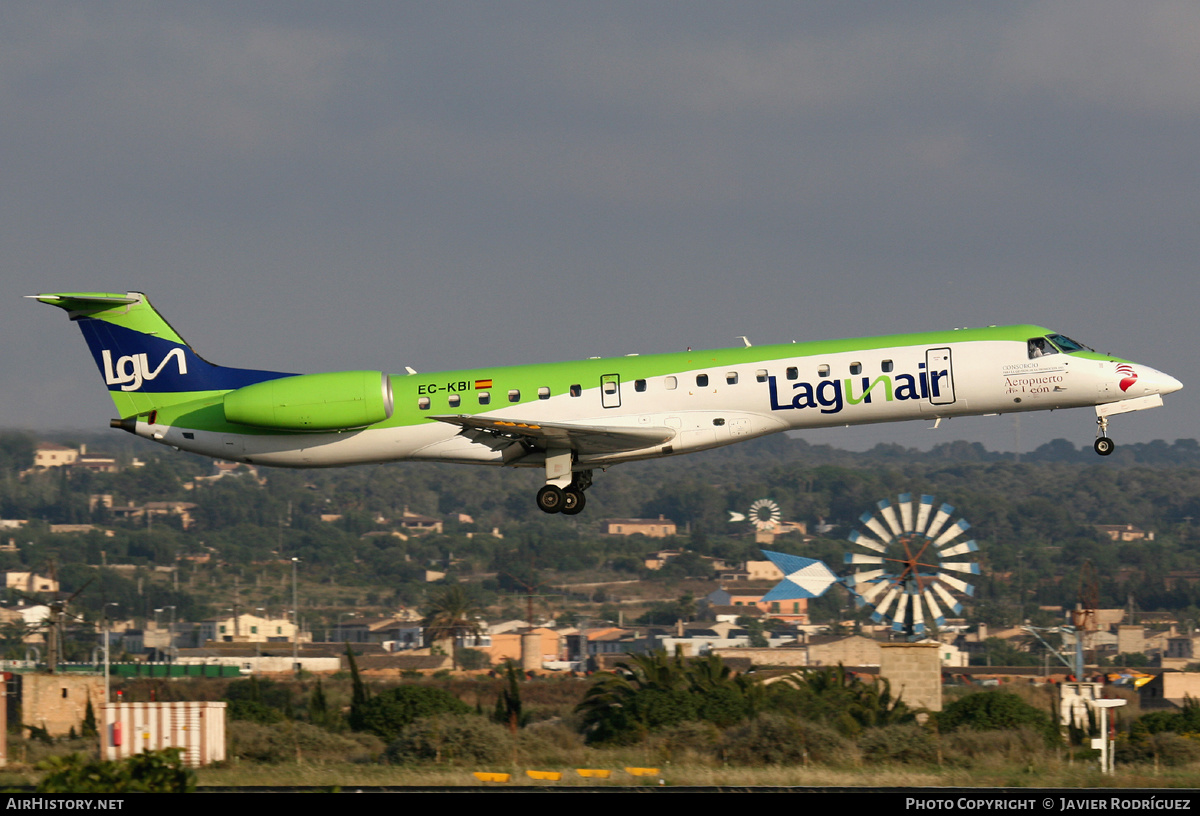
[4,2,1196,454]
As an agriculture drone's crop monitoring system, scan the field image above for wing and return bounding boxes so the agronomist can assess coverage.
[429,414,675,455]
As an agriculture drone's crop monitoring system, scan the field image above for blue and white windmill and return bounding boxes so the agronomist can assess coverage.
[843,493,980,639]
[760,550,838,603]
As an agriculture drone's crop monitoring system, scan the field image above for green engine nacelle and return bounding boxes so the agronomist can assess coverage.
[223,371,394,431]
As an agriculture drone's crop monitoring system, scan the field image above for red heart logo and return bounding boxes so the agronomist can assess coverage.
[1119,377,1137,392]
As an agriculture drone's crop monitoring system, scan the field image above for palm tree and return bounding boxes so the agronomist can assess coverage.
[422,585,482,671]
[576,650,763,744]
[770,664,915,734]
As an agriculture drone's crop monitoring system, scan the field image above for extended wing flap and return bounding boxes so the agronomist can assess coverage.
[430,414,674,454]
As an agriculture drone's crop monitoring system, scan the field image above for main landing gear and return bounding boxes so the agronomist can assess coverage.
[537,470,593,515]
[1094,416,1115,456]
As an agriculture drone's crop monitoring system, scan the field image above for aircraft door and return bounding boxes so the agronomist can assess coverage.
[925,348,956,405]
[601,374,621,408]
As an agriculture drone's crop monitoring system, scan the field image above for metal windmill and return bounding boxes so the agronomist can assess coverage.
[843,493,980,639]
[729,498,783,532]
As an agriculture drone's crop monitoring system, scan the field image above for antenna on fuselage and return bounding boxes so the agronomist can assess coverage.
[737,336,752,347]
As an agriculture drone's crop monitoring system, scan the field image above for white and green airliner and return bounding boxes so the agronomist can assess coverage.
[33,291,1182,515]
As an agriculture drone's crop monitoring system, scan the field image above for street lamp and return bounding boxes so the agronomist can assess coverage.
[162,605,176,662]
[291,558,300,671]
[103,602,119,704]
[338,612,357,643]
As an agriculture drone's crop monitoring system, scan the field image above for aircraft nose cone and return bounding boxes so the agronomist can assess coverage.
[1141,367,1182,396]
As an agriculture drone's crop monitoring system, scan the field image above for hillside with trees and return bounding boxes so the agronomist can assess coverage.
[2,429,1200,638]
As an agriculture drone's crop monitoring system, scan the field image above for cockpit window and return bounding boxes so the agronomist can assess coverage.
[1047,334,1090,353]
[1028,337,1058,359]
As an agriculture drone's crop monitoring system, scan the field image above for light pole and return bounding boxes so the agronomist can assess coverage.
[163,605,176,662]
[291,558,300,672]
[103,602,119,704]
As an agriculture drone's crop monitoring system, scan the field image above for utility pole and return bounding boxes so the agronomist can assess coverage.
[292,558,300,672]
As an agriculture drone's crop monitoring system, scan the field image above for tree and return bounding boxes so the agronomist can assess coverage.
[346,643,371,731]
[422,585,483,671]
[737,616,769,647]
[37,749,195,793]
[576,651,761,744]
[308,679,341,730]
[493,661,524,732]
[768,664,915,735]
[936,690,1057,743]
[81,699,98,739]
[350,685,471,743]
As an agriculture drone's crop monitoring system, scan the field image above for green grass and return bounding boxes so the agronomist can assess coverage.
[3,739,1200,789]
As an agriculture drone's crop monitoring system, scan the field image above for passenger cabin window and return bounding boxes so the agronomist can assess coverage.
[635,379,647,392]
[508,389,520,402]
[756,369,768,382]
[726,371,738,385]
[818,364,830,378]
[449,394,461,408]
[418,397,430,410]
[570,384,582,397]
[478,392,491,405]
[1028,338,1059,359]
[882,360,894,373]
[665,376,677,390]
[696,374,709,387]
[786,367,798,380]
[538,387,550,400]
[850,362,862,375]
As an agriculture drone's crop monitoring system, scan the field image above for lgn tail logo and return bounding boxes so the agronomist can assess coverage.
[102,348,187,391]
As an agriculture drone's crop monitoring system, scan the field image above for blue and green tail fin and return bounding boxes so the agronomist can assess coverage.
[30,291,291,419]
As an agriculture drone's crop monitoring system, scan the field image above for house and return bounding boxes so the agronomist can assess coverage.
[704,587,811,625]
[399,509,443,536]
[1095,524,1155,542]
[486,627,560,665]
[564,627,645,662]
[110,501,198,530]
[643,549,683,570]
[198,613,302,645]
[173,644,344,675]
[187,461,265,487]
[743,560,786,582]
[751,520,811,545]
[33,442,78,469]
[1139,672,1200,710]
[75,452,118,473]
[603,517,678,538]
[4,572,59,594]
[649,621,754,656]
[48,524,108,535]
[329,616,424,651]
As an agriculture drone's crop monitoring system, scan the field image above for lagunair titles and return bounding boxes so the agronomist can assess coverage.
[31,292,1181,514]
[767,363,949,414]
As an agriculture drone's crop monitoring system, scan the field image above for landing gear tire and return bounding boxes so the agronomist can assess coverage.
[1094,437,1115,456]
[537,485,564,513]
[561,487,586,515]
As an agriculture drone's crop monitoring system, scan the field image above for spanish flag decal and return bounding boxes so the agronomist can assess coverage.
[475,379,493,389]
